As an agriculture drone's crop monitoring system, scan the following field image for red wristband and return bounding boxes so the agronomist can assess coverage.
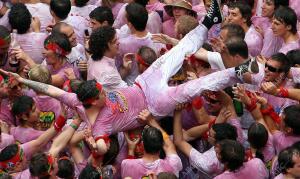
[245,91,257,112]
[192,96,203,109]
[277,87,289,98]
[260,105,281,124]
[208,118,216,129]
[54,115,66,132]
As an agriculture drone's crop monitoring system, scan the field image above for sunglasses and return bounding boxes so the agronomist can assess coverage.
[265,63,283,73]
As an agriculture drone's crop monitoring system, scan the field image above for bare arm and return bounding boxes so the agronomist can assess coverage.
[262,82,300,102]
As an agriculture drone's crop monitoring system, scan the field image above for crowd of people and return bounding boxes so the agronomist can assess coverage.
[0,0,299,178]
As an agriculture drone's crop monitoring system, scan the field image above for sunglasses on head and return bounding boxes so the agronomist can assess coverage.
[265,63,283,73]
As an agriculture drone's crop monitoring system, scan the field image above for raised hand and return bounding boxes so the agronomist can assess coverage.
[261,82,278,96]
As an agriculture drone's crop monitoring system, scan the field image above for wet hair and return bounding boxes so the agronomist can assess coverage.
[273,0,289,9]
[12,95,34,125]
[286,49,300,67]
[142,127,163,154]
[270,53,291,73]
[89,26,116,60]
[0,144,19,163]
[29,153,51,179]
[8,3,32,34]
[274,6,297,34]
[221,23,245,39]
[74,0,89,7]
[44,33,72,55]
[102,135,120,165]
[218,139,245,171]
[50,0,71,20]
[79,164,101,179]
[283,105,300,135]
[228,1,252,27]
[248,123,268,161]
[278,146,299,174]
[28,65,52,84]
[225,37,249,59]
[134,0,149,7]
[89,6,114,26]
[125,3,148,31]
[212,123,238,142]
[176,15,199,37]
[157,172,177,179]
[57,157,75,179]
[76,80,100,108]
[137,46,157,66]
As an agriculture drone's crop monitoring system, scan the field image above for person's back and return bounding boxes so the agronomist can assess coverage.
[214,158,268,179]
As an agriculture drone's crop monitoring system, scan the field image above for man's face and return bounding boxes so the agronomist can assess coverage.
[228,8,245,26]
[89,18,102,31]
[219,29,228,42]
[263,59,283,82]
[60,25,77,47]
[172,7,188,20]
[271,18,289,37]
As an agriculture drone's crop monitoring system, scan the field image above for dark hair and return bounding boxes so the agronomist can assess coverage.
[274,6,297,34]
[89,6,114,26]
[225,37,249,59]
[125,3,148,31]
[74,0,89,7]
[0,25,10,42]
[212,123,238,142]
[79,164,101,179]
[283,105,300,135]
[76,80,100,108]
[29,153,51,178]
[134,0,149,7]
[270,53,291,73]
[50,0,71,20]
[44,33,72,55]
[0,144,19,162]
[57,158,75,179]
[286,49,300,67]
[248,123,268,161]
[218,139,245,171]
[89,26,116,60]
[273,0,289,9]
[228,1,252,27]
[102,135,120,165]
[157,172,177,179]
[159,116,173,135]
[8,3,32,34]
[137,46,157,66]
[221,23,245,39]
[278,146,299,174]
[12,95,34,123]
[142,127,163,154]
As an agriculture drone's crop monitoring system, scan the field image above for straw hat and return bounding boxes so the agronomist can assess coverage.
[164,0,197,18]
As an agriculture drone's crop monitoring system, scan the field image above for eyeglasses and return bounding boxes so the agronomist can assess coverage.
[265,63,283,73]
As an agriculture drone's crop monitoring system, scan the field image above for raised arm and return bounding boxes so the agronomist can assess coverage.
[261,82,300,102]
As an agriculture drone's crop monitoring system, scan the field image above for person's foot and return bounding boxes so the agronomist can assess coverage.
[235,57,259,81]
[202,0,223,29]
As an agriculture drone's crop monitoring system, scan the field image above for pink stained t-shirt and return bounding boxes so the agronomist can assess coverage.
[70,4,97,21]
[214,158,268,179]
[146,1,169,22]
[10,126,44,144]
[96,0,124,19]
[262,134,276,163]
[15,32,47,64]
[289,0,300,21]
[0,98,16,126]
[45,60,80,81]
[57,85,147,138]
[25,3,52,33]
[245,25,263,57]
[87,56,128,92]
[162,18,176,38]
[121,154,182,178]
[12,169,33,179]
[279,40,300,54]
[273,130,300,154]
[0,133,15,150]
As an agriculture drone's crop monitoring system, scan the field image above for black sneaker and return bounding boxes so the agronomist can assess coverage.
[235,57,259,81]
[202,0,223,29]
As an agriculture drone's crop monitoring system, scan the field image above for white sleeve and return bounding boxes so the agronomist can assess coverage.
[207,51,225,70]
